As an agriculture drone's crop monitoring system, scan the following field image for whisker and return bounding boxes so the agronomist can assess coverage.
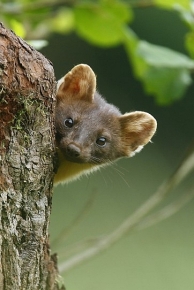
[90,156,130,188]
[112,167,130,188]
[100,170,109,186]
[90,156,113,185]
[114,161,130,174]
[108,160,130,188]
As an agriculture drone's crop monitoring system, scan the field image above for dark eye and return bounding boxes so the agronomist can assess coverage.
[96,137,106,147]
[64,118,74,128]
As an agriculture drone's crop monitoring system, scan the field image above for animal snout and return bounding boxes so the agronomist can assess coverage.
[66,143,81,158]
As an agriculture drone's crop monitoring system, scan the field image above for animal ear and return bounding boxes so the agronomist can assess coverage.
[119,111,157,157]
[57,64,96,102]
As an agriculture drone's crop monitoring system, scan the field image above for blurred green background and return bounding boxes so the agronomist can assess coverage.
[38,6,194,290]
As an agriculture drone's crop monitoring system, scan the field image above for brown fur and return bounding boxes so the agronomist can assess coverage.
[54,64,157,184]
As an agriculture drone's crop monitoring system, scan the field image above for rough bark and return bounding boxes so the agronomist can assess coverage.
[0,23,64,289]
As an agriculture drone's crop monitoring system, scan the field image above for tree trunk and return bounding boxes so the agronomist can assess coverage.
[0,23,64,289]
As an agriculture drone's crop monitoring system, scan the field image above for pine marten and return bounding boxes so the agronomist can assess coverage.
[54,64,157,184]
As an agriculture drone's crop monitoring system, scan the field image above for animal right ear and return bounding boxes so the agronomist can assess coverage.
[57,64,96,102]
[119,111,157,157]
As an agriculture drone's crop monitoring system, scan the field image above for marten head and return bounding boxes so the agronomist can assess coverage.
[55,64,157,165]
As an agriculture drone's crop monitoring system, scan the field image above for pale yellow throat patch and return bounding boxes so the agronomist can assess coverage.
[54,150,98,185]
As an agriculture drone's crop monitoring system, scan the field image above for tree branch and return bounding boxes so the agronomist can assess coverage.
[59,147,194,273]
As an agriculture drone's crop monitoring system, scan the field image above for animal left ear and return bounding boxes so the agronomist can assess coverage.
[57,64,96,102]
[119,111,157,156]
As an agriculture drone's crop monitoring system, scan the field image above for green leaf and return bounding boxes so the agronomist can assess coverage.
[122,27,147,76]
[9,19,26,38]
[124,34,194,105]
[154,0,190,10]
[74,1,133,46]
[51,8,74,34]
[136,41,194,105]
[137,41,194,104]
[137,41,194,69]
[143,67,191,105]
[174,4,194,30]
[185,31,194,58]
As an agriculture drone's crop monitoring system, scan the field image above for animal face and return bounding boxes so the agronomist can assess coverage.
[56,64,157,166]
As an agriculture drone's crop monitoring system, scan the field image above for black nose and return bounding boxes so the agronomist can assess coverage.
[66,144,81,158]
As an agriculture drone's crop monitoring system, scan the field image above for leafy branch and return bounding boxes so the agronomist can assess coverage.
[1,0,194,104]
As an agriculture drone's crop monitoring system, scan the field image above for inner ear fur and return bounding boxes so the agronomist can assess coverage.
[57,64,96,102]
[119,111,157,155]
